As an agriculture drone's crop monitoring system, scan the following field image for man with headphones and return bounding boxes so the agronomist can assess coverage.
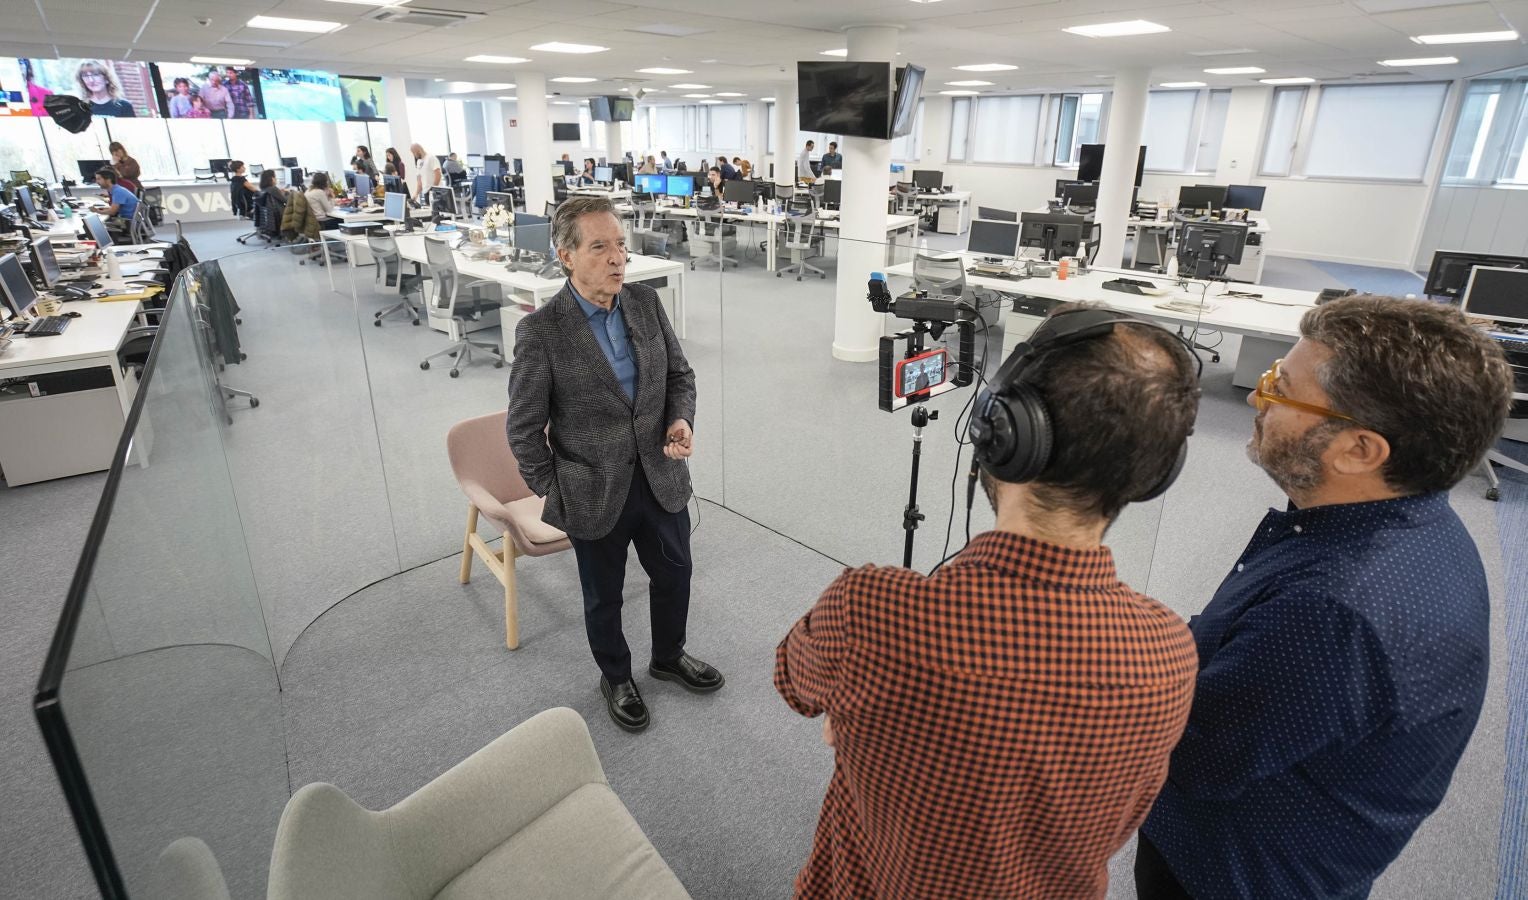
[775,305,1203,899]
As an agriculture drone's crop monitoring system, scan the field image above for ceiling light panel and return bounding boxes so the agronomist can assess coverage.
[465,55,528,64]
[531,42,608,54]
[1158,81,1207,87]
[955,63,1018,72]
[551,76,597,83]
[940,90,980,95]
[1410,30,1517,44]
[1063,20,1170,37]
[669,83,709,89]
[246,15,344,33]
[946,80,993,86]
[821,49,848,57]
[637,67,692,75]
[1260,76,1314,84]
[1378,56,1458,66]
[1204,66,1266,74]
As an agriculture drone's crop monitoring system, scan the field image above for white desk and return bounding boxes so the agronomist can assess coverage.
[916,191,973,235]
[0,298,147,485]
[884,256,1316,388]
[1125,215,1273,284]
[619,203,920,272]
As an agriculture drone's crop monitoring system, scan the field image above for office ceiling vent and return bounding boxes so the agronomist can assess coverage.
[366,6,484,28]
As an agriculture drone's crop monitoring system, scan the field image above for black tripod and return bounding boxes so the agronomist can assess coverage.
[902,405,937,568]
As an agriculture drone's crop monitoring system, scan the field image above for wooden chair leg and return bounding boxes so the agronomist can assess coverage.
[502,535,521,650]
[459,505,479,584]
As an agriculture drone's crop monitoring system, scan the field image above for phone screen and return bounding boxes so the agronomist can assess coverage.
[895,348,949,398]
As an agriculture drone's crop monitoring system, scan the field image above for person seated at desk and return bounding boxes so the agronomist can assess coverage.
[717,156,739,181]
[579,158,598,185]
[229,160,259,218]
[444,152,467,184]
[739,159,754,180]
[698,167,725,210]
[386,148,407,189]
[658,151,673,173]
[638,155,658,175]
[306,172,344,231]
[350,146,379,181]
[93,167,139,239]
[257,169,286,210]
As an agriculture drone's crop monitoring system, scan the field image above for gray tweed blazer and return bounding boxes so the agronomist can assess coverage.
[505,280,696,541]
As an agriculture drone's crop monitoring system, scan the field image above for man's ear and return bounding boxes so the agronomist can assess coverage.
[1328,427,1391,478]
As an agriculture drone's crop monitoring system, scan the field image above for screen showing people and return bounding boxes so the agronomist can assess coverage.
[895,348,949,398]
[154,63,263,119]
[9,57,160,117]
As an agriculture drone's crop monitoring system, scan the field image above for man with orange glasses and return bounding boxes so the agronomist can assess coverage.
[1137,295,1515,900]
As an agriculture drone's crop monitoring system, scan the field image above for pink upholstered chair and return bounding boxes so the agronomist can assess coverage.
[446,411,572,649]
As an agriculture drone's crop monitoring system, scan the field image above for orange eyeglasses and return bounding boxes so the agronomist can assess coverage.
[1254,359,1357,422]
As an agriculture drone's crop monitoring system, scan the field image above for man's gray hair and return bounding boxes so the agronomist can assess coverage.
[552,195,617,259]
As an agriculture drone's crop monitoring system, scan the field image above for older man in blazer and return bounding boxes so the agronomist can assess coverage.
[507,194,723,733]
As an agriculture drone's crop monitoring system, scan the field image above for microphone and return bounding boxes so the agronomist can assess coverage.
[867,271,893,313]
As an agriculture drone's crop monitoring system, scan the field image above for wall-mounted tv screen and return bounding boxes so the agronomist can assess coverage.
[17,57,160,118]
[891,64,924,138]
[257,68,343,121]
[340,75,386,121]
[153,62,263,119]
[589,95,634,122]
[552,122,581,142]
[798,61,892,140]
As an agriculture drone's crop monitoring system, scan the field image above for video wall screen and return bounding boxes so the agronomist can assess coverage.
[258,68,343,122]
[11,57,161,117]
[152,63,264,119]
[340,76,386,121]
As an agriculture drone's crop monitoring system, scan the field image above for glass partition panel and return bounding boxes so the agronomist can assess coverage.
[221,120,281,171]
[103,118,178,179]
[273,121,324,170]
[46,118,111,183]
[0,116,61,181]
[167,119,229,176]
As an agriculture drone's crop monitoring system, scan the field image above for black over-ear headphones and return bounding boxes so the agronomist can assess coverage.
[967,307,1195,504]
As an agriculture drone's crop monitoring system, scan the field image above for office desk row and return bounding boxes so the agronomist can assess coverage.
[615,203,921,273]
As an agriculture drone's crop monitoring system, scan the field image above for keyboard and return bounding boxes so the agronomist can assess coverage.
[21,315,70,337]
[1103,278,1171,297]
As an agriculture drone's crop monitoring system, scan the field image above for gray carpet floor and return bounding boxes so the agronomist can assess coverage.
[0,219,1518,899]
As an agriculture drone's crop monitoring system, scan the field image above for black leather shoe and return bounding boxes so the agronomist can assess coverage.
[600,677,650,733]
[648,654,725,693]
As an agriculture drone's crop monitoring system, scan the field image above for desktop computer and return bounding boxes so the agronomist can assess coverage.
[723,180,753,206]
[1176,223,1248,279]
[635,173,667,196]
[353,173,374,201]
[77,159,111,180]
[486,190,514,210]
[595,165,613,185]
[14,186,40,222]
[1061,182,1098,211]
[1019,212,1088,261]
[83,214,113,251]
[29,237,61,290]
[1462,267,1528,326]
[1177,184,1227,214]
[666,175,695,200]
[429,187,455,218]
[822,179,842,210]
[1423,250,1528,300]
[290,168,307,189]
[912,170,943,191]
[281,156,299,168]
[967,219,1021,260]
[383,192,406,223]
[1223,184,1265,211]
[210,158,233,179]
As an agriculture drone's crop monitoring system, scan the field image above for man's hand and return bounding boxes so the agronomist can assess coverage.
[822,714,835,748]
[664,419,693,460]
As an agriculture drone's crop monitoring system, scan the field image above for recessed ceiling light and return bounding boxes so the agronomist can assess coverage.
[552,101,573,105]
[760,96,775,102]
[1260,76,1314,84]
[1378,56,1459,66]
[322,0,407,5]
[821,49,848,57]
[638,67,692,75]
[1158,81,1207,88]
[497,96,514,100]
[434,78,444,82]
[669,83,709,89]
[190,56,253,66]
[551,76,597,83]
[714,91,745,97]
[955,63,1018,72]
[945,80,993,86]
[1411,30,1518,44]
[699,99,723,104]
[530,41,608,53]
[1204,66,1266,75]
[245,15,344,33]
[1063,20,1170,38]
[940,90,980,96]
[1187,48,1256,56]
[465,55,529,64]
[683,93,712,98]
[908,0,943,3]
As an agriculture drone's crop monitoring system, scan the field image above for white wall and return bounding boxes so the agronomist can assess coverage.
[1415,186,1528,269]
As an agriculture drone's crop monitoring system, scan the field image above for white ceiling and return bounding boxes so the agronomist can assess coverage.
[4,0,1527,103]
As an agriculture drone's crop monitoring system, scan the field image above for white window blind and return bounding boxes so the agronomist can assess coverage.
[652,107,687,155]
[1304,83,1447,180]
[707,103,746,150]
[406,98,449,156]
[0,118,54,181]
[971,95,1042,164]
[166,120,227,178]
[949,97,970,161]
[1259,86,1306,176]
[223,119,280,171]
[104,118,178,178]
[445,100,468,154]
[274,121,324,171]
[1195,90,1231,173]
[1142,91,1199,172]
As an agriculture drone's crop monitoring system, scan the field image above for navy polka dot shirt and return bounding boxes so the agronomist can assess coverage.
[1142,491,1490,899]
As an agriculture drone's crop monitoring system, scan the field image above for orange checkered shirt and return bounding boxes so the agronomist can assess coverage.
[775,531,1199,899]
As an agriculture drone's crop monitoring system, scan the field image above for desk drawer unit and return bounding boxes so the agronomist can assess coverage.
[0,366,124,486]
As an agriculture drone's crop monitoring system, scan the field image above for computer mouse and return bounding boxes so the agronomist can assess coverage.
[90,282,101,288]
[64,311,82,318]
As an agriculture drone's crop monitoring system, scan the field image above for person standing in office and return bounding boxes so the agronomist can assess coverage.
[716,156,739,180]
[93,167,140,239]
[819,141,843,171]
[350,146,379,182]
[797,140,816,184]
[777,305,1203,899]
[506,195,720,735]
[638,155,658,175]
[1137,296,1515,900]
[108,142,141,193]
[411,143,442,199]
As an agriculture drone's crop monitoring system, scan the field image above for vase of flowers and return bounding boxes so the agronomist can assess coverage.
[482,203,510,240]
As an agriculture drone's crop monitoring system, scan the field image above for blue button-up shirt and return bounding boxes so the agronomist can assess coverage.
[1143,491,1489,900]
[571,283,636,402]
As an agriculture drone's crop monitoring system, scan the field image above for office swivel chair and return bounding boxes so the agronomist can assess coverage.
[778,196,826,281]
[193,166,215,182]
[366,232,424,326]
[419,237,505,377]
[236,193,266,244]
[912,252,966,299]
[544,200,559,219]
[688,210,738,270]
[129,204,157,245]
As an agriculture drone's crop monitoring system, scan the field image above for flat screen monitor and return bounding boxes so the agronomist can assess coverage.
[977,206,1018,222]
[0,252,38,318]
[552,163,568,179]
[77,159,111,180]
[611,162,629,185]
[383,191,405,222]
[210,158,233,176]
[30,237,61,288]
[1055,179,1081,199]
[968,219,1021,258]
[821,178,842,209]
[383,174,405,195]
[552,122,581,142]
[1424,250,1528,300]
[1061,182,1098,209]
[1078,144,1147,186]
[634,173,667,195]
[486,191,514,209]
[1177,184,1227,213]
[84,213,113,250]
[429,186,454,215]
[483,159,504,178]
[798,61,893,140]
[353,173,374,199]
[723,180,754,205]
[666,175,695,198]
[608,97,634,121]
[290,168,306,189]
[1177,223,1248,278]
[257,68,344,121]
[513,158,523,175]
[1462,266,1528,326]
[15,186,39,221]
[281,156,299,168]
[912,169,943,191]
[588,97,612,122]
[595,165,613,184]
[513,212,552,254]
[891,64,925,138]
[1019,211,1089,260]
[1224,184,1266,211]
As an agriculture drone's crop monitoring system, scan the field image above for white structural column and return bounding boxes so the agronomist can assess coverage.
[605,116,625,168]
[772,78,797,189]
[832,25,899,363]
[517,72,554,214]
[384,77,413,156]
[745,101,768,173]
[1094,67,1150,268]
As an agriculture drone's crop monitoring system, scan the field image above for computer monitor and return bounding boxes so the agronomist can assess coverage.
[77,159,111,180]
[1462,266,1528,326]
[383,191,406,222]
[911,169,943,191]
[1019,211,1089,261]
[977,206,1019,222]
[968,219,1021,259]
[1061,182,1098,210]
[353,173,374,200]
[15,185,39,221]
[1424,250,1528,300]
[0,252,38,319]
[1224,184,1266,211]
[666,175,695,199]
[594,165,613,184]
[383,175,405,195]
[719,180,752,206]
[754,182,777,202]
[513,158,523,175]
[551,163,567,179]
[1177,184,1227,213]
[1054,179,1080,199]
[562,160,577,176]
[1176,223,1248,279]
[344,170,357,189]
[484,159,504,178]
[611,163,630,185]
[513,212,552,254]
[486,191,514,210]
[30,237,60,288]
[821,178,842,209]
[281,156,299,168]
[83,213,113,250]
[209,158,233,177]
[429,186,455,216]
[634,173,667,195]
[290,168,307,189]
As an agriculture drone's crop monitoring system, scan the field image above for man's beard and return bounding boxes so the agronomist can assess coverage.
[1248,416,1340,497]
